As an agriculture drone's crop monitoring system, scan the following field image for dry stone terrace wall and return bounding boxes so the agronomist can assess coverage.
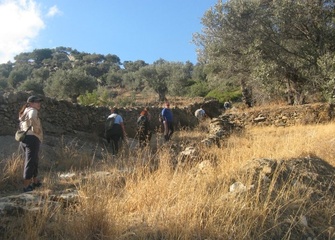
[2,91,335,140]
[197,103,335,148]
[227,103,335,127]
[0,91,220,138]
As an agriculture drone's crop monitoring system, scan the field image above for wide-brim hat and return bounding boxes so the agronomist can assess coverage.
[27,95,43,103]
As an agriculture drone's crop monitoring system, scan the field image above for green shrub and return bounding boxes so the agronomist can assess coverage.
[205,89,242,104]
[17,78,44,95]
[188,81,210,97]
[78,87,137,107]
[0,77,8,90]
[78,88,114,106]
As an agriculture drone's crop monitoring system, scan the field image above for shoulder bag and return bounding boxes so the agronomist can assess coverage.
[15,126,32,142]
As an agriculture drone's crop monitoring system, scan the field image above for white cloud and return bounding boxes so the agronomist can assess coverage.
[47,5,61,18]
[0,0,45,63]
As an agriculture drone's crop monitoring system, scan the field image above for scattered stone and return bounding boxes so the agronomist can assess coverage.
[59,173,76,179]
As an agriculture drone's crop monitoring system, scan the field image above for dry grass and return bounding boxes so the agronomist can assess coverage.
[0,153,24,191]
[1,122,335,239]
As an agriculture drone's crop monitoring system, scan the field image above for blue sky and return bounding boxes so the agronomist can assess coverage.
[0,0,220,64]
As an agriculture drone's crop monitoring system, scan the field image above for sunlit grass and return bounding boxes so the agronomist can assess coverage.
[1,122,335,239]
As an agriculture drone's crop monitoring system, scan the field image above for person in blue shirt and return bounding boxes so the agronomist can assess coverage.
[161,102,174,141]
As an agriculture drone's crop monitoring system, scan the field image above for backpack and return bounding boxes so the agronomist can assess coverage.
[137,115,147,132]
[105,116,116,132]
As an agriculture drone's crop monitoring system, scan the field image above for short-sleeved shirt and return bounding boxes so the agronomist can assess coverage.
[195,108,206,120]
[161,108,173,122]
[107,113,123,124]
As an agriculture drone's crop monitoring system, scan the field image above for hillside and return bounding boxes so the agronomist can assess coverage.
[1,101,335,239]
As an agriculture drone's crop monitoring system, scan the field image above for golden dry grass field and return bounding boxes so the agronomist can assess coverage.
[1,119,335,239]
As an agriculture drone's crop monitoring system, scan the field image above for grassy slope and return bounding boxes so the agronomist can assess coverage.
[1,110,335,239]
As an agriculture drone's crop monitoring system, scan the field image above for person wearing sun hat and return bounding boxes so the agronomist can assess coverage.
[18,95,44,192]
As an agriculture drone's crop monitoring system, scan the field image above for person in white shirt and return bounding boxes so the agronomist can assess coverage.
[18,95,44,192]
[105,107,126,156]
[194,105,207,121]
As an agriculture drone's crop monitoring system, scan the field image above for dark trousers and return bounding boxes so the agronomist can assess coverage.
[110,134,122,155]
[106,124,123,155]
[164,121,174,141]
[20,135,40,180]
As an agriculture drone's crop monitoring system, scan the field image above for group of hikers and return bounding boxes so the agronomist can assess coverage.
[17,95,224,193]
[104,101,174,156]
[104,101,217,156]
[17,96,176,193]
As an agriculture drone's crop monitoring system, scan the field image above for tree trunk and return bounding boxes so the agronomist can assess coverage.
[286,79,295,105]
[241,79,253,107]
[285,79,305,105]
[158,91,167,102]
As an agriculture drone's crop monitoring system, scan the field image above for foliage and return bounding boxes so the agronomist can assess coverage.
[4,1,335,109]
[122,71,145,91]
[0,62,12,78]
[105,70,123,87]
[167,61,194,97]
[137,59,194,101]
[316,53,335,102]
[139,60,169,101]
[44,68,97,102]
[8,65,33,88]
[188,80,210,97]
[78,87,113,106]
[14,52,32,63]
[205,88,242,104]
[79,89,137,107]
[31,68,50,82]
[0,77,8,90]
[17,78,44,95]
[114,93,136,107]
[193,0,335,105]
[105,54,121,65]
[31,48,53,65]
[82,53,105,64]
[123,60,148,72]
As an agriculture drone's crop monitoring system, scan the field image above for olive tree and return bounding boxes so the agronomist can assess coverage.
[44,68,97,102]
[139,59,169,101]
[194,0,335,105]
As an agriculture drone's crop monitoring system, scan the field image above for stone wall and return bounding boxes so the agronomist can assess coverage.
[0,91,221,138]
[226,103,335,128]
[198,103,335,148]
[2,91,334,140]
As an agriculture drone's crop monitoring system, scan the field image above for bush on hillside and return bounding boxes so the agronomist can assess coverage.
[0,78,8,90]
[188,81,210,97]
[78,88,112,106]
[17,78,44,95]
[205,89,242,104]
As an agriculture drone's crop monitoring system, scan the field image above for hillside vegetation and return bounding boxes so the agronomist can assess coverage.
[2,1,335,108]
[1,1,335,238]
[1,114,335,239]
